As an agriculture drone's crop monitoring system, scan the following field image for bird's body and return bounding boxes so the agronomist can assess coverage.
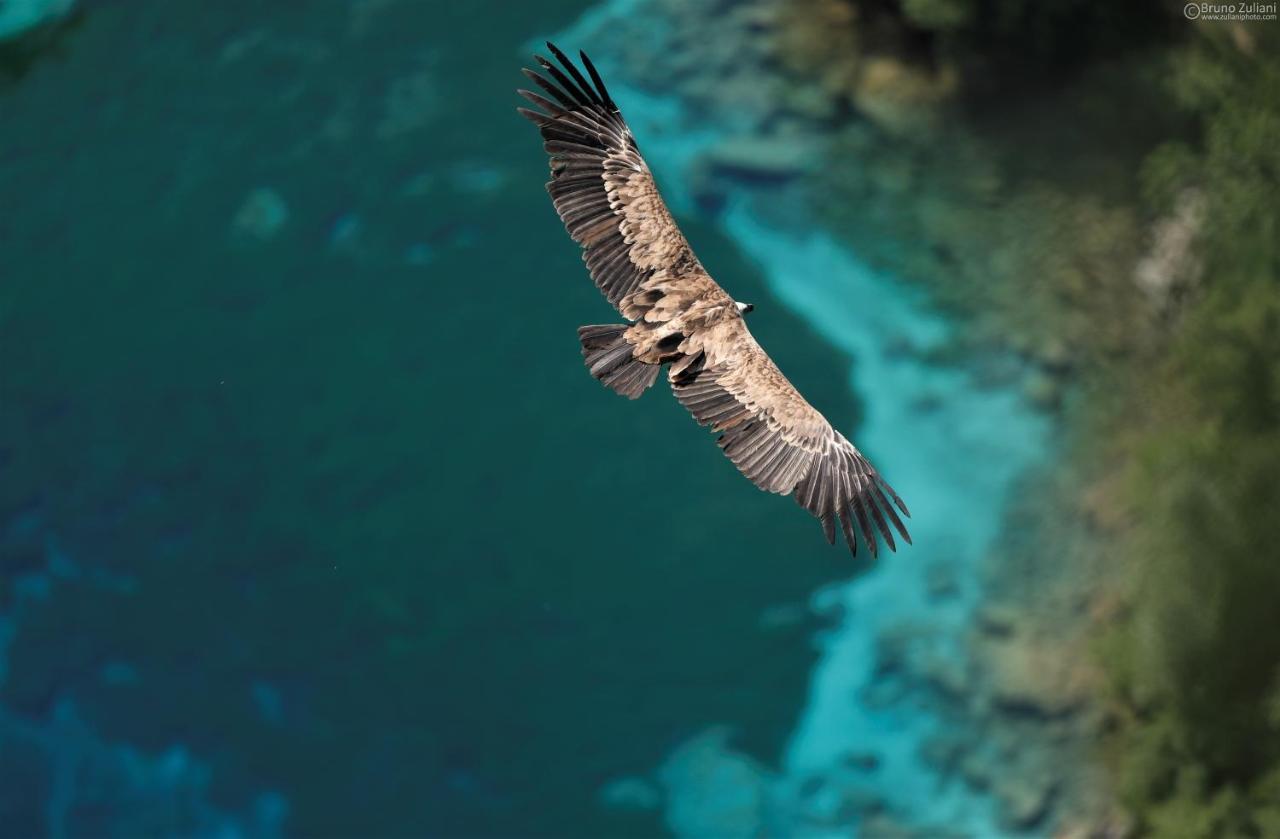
[518,44,911,558]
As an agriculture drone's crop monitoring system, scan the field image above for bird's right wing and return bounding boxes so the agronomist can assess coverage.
[672,319,911,558]
[517,44,711,317]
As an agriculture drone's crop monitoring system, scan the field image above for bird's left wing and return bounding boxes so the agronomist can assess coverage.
[517,44,707,316]
[674,318,912,558]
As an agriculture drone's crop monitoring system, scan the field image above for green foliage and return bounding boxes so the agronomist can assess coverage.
[815,55,1163,371]
[801,5,1276,832]
[1139,141,1199,211]
[899,0,975,31]
[812,4,1278,833]
[884,0,1177,68]
[1105,23,1280,837]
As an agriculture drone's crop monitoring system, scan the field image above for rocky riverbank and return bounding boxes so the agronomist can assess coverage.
[555,0,1108,833]
[559,0,1279,836]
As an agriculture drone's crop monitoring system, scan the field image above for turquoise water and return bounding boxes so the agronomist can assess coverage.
[557,26,1049,828]
[1,2,856,835]
[2,1,1048,836]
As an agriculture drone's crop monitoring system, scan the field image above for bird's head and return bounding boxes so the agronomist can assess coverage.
[736,301,755,315]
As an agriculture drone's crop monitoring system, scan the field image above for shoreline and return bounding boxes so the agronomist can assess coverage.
[555,5,1063,833]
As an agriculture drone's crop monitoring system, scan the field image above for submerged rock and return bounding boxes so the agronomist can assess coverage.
[858,813,916,838]
[918,650,970,700]
[919,731,970,776]
[958,747,994,791]
[376,61,440,139]
[924,562,960,601]
[599,776,661,811]
[795,774,886,826]
[700,136,817,184]
[981,632,1089,717]
[0,699,286,836]
[993,765,1057,831]
[757,601,810,630]
[839,750,881,773]
[0,0,75,43]
[231,188,289,242]
[782,83,838,122]
[657,727,772,839]
[1023,371,1063,412]
[974,603,1020,638]
[860,812,970,839]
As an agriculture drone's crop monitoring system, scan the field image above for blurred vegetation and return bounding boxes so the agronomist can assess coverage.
[791,1,1280,832]
[892,0,1178,69]
[807,8,1183,377]
[1099,23,1280,836]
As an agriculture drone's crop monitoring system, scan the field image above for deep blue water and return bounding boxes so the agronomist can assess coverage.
[2,1,1048,836]
[0,2,862,835]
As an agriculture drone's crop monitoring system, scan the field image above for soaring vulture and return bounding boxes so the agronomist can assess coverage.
[517,44,911,558]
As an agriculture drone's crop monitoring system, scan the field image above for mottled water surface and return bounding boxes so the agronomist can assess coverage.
[0,1,868,835]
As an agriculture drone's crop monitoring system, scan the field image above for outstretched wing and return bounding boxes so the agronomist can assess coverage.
[673,320,911,558]
[516,44,705,315]
[517,45,910,558]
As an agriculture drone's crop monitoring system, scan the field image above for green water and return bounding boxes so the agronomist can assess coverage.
[0,1,863,834]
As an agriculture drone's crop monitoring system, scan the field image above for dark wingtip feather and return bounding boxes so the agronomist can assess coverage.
[871,501,896,553]
[579,50,616,110]
[545,42,601,106]
[872,484,912,545]
[862,482,896,553]
[820,513,835,545]
[838,509,857,558]
[516,106,550,126]
[533,55,559,80]
[522,67,577,110]
[852,498,879,560]
[534,53,592,107]
[517,88,569,117]
[877,476,910,518]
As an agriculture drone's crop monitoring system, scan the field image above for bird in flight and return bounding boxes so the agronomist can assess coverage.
[517,44,911,558]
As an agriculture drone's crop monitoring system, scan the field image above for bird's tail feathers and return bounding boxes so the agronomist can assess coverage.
[578,324,659,399]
